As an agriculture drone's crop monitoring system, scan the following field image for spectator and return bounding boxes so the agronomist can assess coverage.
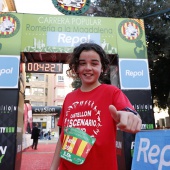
[31,123,40,150]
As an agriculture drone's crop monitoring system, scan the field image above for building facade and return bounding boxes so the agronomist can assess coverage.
[24,64,73,136]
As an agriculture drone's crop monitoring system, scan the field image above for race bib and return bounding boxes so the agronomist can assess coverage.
[60,127,96,165]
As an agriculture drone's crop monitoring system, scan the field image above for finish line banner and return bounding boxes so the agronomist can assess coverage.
[132,130,170,170]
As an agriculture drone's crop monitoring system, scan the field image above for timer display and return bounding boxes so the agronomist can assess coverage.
[26,62,63,73]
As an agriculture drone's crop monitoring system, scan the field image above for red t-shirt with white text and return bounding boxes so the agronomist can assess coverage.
[58,84,134,170]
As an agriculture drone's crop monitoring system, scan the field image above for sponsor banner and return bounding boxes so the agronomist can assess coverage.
[32,106,61,114]
[119,59,151,89]
[21,14,117,54]
[0,14,148,61]
[0,90,19,169]
[0,14,147,60]
[0,90,18,125]
[122,90,155,127]
[132,130,170,170]
[0,13,22,55]
[0,55,20,89]
[0,134,16,169]
[119,90,155,170]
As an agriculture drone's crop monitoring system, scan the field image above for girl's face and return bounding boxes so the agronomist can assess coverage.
[77,50,102,89]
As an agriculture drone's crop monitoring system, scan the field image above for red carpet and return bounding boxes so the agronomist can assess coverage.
[20,143,56,170]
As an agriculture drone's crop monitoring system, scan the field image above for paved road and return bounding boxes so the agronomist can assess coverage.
[20,138,58,170]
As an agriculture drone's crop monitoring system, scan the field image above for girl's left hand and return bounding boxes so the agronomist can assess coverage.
[109,105,142,133]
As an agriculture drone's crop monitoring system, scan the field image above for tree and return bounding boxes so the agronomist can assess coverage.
[92,0,170,109]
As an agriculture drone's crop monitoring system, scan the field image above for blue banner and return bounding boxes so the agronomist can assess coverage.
[119,59,151,89]
[132,130,170,170]
[0,55,20,88]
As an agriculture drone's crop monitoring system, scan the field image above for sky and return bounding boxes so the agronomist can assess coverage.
[13,0,62,15]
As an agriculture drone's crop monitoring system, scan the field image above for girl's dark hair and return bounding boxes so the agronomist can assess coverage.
[66,43,110,81]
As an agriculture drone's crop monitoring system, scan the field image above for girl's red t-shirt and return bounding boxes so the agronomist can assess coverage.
[58,84,134,170]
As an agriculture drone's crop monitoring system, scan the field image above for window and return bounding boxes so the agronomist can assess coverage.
[25,87,30,95]
[56,88,65,97]
[31,101,44,106]
[41,122,47,129]
[32,87,44,96]
[57,75,64,82]
[45,88,48,96]
[46,75,48,82]
[32,74,44,81]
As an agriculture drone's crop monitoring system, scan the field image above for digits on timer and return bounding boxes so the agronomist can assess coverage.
[26,63,62,73]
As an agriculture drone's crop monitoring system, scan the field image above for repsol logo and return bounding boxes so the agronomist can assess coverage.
[0,68,13,76]
[125,70,143,78]
[47,32,100,47]
[137,138,170,170]
[57,33,91,46]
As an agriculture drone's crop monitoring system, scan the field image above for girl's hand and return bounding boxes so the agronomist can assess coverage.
[109,105,142,133]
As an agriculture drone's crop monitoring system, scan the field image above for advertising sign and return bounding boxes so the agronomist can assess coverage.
[32,106,61,114]
[117,90,155,170]
[119,59,151,90]
[132,130,170,170]
[0,55,20,89]
[123,90,155,128]
[0,89,19,169]
[21,14,117,54]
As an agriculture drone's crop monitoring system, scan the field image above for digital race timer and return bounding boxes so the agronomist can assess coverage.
[25,62,63,73]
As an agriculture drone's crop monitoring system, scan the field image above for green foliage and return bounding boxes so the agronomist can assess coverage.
[71,78,82,89]
[94,0,170,109]
[150,57,170,108]
[26,73,31,82]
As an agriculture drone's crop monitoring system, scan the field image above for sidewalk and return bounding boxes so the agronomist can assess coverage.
[20,138,58,170]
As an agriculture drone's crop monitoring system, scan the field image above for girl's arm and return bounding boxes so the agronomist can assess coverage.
[50,137,62,170]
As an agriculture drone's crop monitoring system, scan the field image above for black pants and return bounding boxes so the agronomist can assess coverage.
[32,139,38,149]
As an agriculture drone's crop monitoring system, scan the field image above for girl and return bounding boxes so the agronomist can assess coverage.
[51,43,141,170]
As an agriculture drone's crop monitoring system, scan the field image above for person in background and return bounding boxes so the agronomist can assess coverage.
[48,130,51,140]
[50,43,142,170]
[40,129,44,140]
[31,123,40,150]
